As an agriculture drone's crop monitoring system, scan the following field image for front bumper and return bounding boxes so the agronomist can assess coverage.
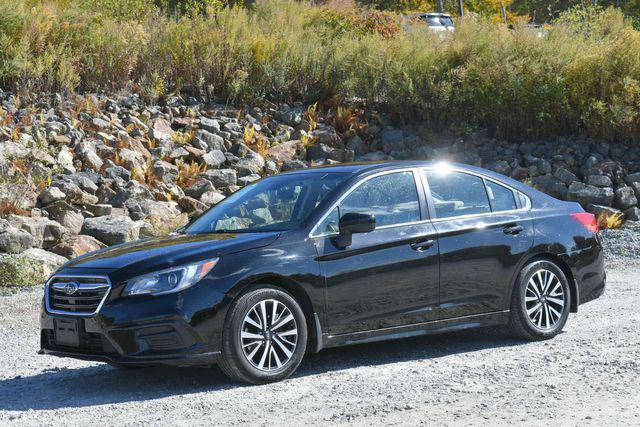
[39,314,221,367]
[39,274,230,367]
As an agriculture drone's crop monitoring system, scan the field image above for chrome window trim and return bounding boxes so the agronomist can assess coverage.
[420,166,531,221]
[309,168,422,239]
[45,274,112,317]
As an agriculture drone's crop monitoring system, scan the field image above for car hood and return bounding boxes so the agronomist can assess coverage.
[59,232,281,277]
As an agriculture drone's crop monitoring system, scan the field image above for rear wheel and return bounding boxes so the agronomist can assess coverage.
[508,260,570,341]
[219,286,307,384]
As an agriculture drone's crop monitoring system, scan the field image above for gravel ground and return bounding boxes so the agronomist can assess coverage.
[0,232,639,426]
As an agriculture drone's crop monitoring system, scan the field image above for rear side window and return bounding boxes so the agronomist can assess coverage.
[339,171,421,227]
[423,170,490,219]
[486,180,517,212]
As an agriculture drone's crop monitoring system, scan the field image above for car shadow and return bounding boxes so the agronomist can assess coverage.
[0,329,525,411]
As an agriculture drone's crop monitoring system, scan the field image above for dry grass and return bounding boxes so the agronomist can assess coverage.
[0,200,30,217]
[597,211,624,229]
[176,160,206,187]
[1,2,640,143]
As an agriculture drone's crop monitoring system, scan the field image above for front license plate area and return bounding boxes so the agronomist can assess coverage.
[54,318,80,347]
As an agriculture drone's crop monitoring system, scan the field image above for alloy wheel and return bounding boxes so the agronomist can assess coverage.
[240,299,298,372]
[524,269,566,330]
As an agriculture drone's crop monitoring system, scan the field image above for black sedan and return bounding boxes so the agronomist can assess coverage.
[39,161,606,384]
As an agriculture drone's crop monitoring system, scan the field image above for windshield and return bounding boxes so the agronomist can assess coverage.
[186,172,350,234]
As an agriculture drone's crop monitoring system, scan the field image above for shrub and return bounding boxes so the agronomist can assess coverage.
[2,1,640,143]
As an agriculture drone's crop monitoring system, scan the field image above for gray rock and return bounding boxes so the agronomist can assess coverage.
[82,215,144,246]
[238,174,262,186]
[50,235,106,259]
[199,117,220,133]
[625,172,640,185]
[184,179,216,199]
[39,187,66,205]
[264,160,278,175]
[200,191,226,206]
[196,130,225,151]
[7,216,66,249]
[624,207,640,221]
[105,166,131,182]
[76,141,103,171]
[124,199,182,221]
[586,204,621,218]
[152,160,179,183]
[310,125,340,146]
[178,196,208,215]
[614,186,638,210]
[553,167,579,185]
[586,175,613,188]
[202,149,227,168]
[381,129,404,154]
[630,182,640,200]
[199,168,237,188]
[267,140,306,164]
[567,182,614,207]
[0,224,34,253]
[85,204,126,217]
[110,180,153,208]
[57,210,84,235]
[0,248,67,286]
[346,135,366,156]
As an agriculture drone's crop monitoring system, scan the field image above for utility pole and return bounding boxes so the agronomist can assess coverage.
[437,0,444,13]
[458,0,464,17]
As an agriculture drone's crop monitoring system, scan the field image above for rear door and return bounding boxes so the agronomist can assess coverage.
[312,169,440,335]
[420,168,534,319]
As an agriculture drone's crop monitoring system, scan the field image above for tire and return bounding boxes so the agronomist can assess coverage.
[508,260,571,341]
[219,285,307,384]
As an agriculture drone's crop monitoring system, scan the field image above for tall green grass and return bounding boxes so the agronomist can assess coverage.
[1,0,640,143]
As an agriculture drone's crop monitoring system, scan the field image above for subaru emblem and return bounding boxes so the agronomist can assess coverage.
[64,282,79,295]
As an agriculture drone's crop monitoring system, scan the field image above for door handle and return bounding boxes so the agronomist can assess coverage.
[411,239,435,251]
[503,225,523,235]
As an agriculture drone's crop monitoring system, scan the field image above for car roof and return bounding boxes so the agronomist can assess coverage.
[279,160,542,196]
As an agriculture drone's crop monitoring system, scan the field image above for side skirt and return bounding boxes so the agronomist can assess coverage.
[321,310,510,349]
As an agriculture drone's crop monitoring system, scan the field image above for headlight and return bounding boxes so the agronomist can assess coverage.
[122,258,219,296]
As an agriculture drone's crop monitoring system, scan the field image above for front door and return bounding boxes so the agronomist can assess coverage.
[313,170,440,335]
[421,168,534,319]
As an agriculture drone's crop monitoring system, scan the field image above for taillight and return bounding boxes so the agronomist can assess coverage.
[570,212,598,233]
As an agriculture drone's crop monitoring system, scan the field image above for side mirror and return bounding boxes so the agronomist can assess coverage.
[332,212,376,248]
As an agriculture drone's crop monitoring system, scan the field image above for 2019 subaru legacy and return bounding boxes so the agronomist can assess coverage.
[40,161,605,384]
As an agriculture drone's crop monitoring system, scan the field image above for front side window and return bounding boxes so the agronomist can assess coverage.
[339,171,421,228]
[424,170,491,219]
[187,172,349,233]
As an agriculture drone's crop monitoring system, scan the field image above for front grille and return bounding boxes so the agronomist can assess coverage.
[46,276,111,316]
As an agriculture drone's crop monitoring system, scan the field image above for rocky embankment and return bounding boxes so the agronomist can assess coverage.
[1,92,639,285]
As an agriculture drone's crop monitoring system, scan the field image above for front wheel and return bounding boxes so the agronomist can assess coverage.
[219,286,307,384]
[508,260,570,341]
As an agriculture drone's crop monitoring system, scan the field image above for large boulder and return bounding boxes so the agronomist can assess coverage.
[39,187,66,205]
[586,175,613,188]
[199,169,237,188]
[566,182,614,207]
[7,216,67,249]
[50,235,106,258]
[614,186,638,210]
[0,249,67,286]
[0,221,34,254]
[267,140,306,164]
[110,180,153,208]
[82,215,145,246]
[124,199,182,221]
[381,129,405,154]
[202,149,227,168]
[553,167,579,185]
